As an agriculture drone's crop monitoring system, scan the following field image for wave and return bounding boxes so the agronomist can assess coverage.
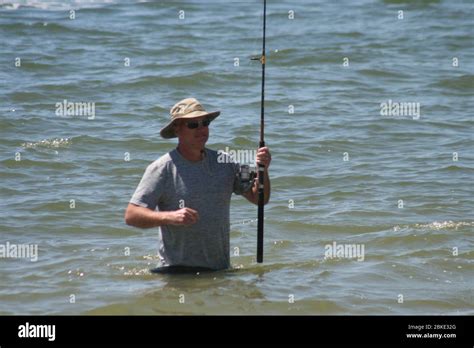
[111,71,229,90]
[332,31,364,38]
[430,75,474,91]
[382,0,441,5]
[426,165,474,174]
[0,0,118,11]
[1,158,78,170]
[358,69,410,79]
[0,21,122,38]
[8,91,48,103]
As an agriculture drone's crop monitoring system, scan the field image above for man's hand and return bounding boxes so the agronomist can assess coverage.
[242,147,271,206]
[256,147,272,168]
[167,208,199,225]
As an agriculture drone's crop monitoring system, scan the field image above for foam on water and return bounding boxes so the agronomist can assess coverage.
[21,138,72,149]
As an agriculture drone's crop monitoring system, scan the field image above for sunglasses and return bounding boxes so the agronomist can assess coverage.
[184,118,212,129]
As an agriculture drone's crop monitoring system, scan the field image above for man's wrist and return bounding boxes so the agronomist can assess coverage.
[159,211,173,225]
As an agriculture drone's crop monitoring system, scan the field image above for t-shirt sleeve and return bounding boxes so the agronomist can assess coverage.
[129,162,166,210]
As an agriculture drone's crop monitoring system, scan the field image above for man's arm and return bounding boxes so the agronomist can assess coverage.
[124,203,199,228]
[242,169,271,206]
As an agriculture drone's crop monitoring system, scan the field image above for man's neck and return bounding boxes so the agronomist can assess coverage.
[177,144,205,162]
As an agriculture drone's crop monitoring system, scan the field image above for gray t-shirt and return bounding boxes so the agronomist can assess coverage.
[130,148,245,270]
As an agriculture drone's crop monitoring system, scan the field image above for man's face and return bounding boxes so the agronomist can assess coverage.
[174,116,210,148]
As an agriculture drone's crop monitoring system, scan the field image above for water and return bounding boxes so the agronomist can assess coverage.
[0,0,473,315]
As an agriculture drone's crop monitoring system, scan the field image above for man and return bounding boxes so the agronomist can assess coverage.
[125,97,271,272]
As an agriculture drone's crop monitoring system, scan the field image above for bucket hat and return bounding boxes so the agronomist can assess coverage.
[160,98,220,139]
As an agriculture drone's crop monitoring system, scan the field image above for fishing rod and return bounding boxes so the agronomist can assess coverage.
[251,0,266,263]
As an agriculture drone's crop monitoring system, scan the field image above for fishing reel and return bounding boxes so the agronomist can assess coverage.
[238,164,257,193]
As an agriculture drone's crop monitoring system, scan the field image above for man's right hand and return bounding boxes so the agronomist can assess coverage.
[167,208,199,225]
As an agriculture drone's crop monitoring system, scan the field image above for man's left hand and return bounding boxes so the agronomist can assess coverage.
[256,147,272,169]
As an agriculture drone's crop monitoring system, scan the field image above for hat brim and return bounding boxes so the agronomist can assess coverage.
[160,111,220,139]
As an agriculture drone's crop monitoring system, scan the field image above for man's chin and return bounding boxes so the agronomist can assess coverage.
[192,142,207,150]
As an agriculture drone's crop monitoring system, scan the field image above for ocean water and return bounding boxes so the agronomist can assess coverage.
[0,0,472,315]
